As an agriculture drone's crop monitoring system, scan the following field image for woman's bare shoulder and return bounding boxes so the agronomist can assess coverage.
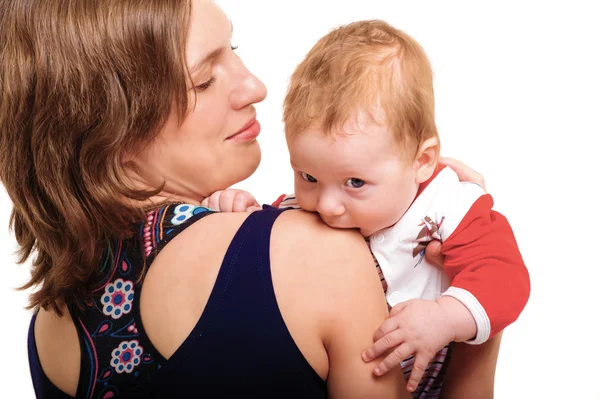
[271,209,378,286]
[176,208,372,269]
[273,209,370,255]
[270,209,382,311]
[271,210,406,398]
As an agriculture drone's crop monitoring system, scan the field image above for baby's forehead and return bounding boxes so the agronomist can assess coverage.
[291,124,402,170]
[337,107,389,134]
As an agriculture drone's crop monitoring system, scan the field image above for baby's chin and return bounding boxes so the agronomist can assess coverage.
[319,218,360,233]
[319,218,379,237]
[318,214,380,237]
[359,227,377,237]
[360,222,395,238]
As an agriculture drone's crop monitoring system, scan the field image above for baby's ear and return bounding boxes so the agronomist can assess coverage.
[414,137,440,183]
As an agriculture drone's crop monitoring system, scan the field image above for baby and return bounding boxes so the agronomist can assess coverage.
[204,20,530,397]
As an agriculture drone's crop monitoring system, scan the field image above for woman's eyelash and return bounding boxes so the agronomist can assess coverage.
[195,76,216,92]
[194,46,237,91]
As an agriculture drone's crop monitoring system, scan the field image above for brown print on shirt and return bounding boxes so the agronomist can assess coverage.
[412,216,445,267]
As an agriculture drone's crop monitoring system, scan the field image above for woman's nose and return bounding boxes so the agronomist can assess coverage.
[229,57,267,110]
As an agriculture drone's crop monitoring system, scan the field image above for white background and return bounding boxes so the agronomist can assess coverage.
[1,1,599,397]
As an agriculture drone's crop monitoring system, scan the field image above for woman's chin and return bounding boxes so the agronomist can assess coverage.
[229,143,261,185]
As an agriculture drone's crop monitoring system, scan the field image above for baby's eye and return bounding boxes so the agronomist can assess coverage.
[345,178,365,188]
[301,172,317,183]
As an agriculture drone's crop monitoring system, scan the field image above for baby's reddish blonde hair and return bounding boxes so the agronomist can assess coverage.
[284,20,438,156]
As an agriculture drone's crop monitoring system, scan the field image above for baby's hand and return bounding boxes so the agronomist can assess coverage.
[362,298,455,393]
[200,189,261,212]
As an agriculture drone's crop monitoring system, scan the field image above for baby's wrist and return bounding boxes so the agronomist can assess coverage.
[435,296,477,342]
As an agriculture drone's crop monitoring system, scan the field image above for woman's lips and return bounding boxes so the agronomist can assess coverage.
[227,119,260,142]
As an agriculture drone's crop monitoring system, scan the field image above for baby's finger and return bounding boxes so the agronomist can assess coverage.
[372,342,414,377]
[373,315,402,342]
[406,354,429,393]
[218,190,238,212]
[389,300,409,317]
[246,205,262,212]
[232,192,257,212]
[231,192,248,212]
[207,191,222,211]
[363,329,405,362]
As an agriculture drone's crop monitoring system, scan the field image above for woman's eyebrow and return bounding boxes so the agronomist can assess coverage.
[188,21,233,76]
[188,48,223,76]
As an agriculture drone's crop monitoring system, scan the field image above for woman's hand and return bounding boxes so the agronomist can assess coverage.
[424,240,444,268]
[439,156,486,191]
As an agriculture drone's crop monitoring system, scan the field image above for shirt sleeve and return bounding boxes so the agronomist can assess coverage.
[440,194,530,344]
[272,193,302,209]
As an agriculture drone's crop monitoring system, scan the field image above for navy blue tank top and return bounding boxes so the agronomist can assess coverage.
[28,204,327,398]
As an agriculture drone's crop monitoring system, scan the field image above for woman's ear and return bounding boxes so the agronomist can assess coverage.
[413,137,440,183]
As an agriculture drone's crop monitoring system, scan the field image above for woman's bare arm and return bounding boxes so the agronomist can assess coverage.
[441,331,503,399]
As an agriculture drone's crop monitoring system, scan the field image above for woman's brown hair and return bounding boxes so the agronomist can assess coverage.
[0,0,191,313]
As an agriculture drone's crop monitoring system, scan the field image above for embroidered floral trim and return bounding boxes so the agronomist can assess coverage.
[110,340,143,374]
[101,279,134,320]
[170,204,201,225]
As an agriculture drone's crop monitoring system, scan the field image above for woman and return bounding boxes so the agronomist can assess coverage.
[0,1,497,398]
[1,0,404,397]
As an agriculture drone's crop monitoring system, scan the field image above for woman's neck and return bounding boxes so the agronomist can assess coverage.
[123,167,206,208]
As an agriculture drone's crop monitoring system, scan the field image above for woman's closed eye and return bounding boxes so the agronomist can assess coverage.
[193,46,238,92]
[344,178,365,189]
[195,76,216,92]
[301,172,317,183]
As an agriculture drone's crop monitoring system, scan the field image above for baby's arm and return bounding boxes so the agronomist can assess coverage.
[439,195,530,342]
[367,200,530,388]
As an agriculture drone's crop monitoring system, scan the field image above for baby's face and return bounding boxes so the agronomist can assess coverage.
[288,112,421,237]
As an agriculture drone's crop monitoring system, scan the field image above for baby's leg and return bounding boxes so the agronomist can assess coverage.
[439,331,503,399]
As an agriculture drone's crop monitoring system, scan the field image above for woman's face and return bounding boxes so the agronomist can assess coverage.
[131,0,267,201]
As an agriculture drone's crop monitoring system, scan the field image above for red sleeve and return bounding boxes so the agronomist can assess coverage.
[441,194,530,338]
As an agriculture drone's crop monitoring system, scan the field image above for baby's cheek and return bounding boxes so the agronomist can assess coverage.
[358,207,395,233]
[296,194,317,212]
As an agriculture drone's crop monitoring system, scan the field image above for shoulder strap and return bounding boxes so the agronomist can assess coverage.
[162,205,290,362]
[142,203,216,261]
